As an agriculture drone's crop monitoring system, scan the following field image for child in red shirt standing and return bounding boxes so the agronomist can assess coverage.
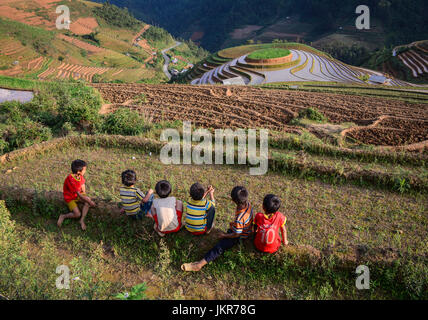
[254,194,288,254]
[57,159,96,231]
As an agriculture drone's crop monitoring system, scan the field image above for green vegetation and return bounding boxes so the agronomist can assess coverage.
[143,26,175,48]
[169,40,210,64]
[0,200,122,299]
[0,77,102,154]
[0,17,55,56]
[218,43,332,60]
[297,107,327,123]
[247,48,291,60]
[107,0,428,52]
[101,108,151,136]
[317,42,371,66]
[0,139,426,299]
[93,1,141,30]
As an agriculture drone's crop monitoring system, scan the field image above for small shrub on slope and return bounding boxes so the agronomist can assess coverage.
[298,107,327,123]
[101,108,151,136]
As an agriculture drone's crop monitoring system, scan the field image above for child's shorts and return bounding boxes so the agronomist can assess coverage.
[66,193,86,211]
[128,194,154,221]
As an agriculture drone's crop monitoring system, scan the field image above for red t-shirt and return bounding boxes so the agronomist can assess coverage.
[254,212,286,253]
[63,174,85,203]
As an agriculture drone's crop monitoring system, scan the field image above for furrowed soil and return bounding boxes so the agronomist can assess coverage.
[91,83,428,147]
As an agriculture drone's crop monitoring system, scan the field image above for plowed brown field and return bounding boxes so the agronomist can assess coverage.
[57,34,105,53]
[91,83,428,147]
[70,17,98,35]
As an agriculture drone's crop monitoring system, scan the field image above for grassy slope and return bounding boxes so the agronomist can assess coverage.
[0,0,204,83]
[0,139,427,300]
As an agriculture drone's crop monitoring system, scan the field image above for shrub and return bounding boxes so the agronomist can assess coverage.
[93,2,141,30]
[101,108,150,136]
[5,119,52,150]
[298,107,327,123]
[46,81,102,130]
[0,136,8,154]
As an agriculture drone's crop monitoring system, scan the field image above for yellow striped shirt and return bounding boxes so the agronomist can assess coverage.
[120,186,145,215]
[184,199,215,233]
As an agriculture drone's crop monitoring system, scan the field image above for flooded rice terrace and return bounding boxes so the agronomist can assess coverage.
[0,88,34,103]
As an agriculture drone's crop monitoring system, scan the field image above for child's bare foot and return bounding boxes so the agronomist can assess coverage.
[80,220,86,231]
[57,215,65,228]
[181,262,203,272]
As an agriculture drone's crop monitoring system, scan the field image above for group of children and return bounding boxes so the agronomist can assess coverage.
[57,159,289,271]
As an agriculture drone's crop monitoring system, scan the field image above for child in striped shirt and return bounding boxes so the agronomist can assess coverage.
[119,169,154,220]
[183,183,216,235]
[181,186,253,272]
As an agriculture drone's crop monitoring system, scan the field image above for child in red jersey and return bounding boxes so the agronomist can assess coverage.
[57,159,96,230]
[253,194,288,253]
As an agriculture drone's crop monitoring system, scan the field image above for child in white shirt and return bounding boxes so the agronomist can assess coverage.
[151,180,183,237]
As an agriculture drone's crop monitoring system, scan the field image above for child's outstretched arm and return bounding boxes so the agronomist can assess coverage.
[204,185,215,203]
[281,225,289,245]
[77,191,96,207]
[142,188,154,203]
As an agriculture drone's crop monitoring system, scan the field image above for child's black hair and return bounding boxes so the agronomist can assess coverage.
[71,159,87,174]
[190,183,205,201]
[231,186,248,205]
[263,194,281,214]
[122,169,137,187]
[155,180,172,198]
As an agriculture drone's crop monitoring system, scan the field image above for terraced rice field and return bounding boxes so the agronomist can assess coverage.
[70,17,99,36]
[26,56,45,71]
[192,49,414,87]
[0,0,58,30]
[0,40,27,56]
[57,34,105,53]
[397,42,428,78]
[132,25,155,63]
[91,83,428,147]
[38,62,120,82]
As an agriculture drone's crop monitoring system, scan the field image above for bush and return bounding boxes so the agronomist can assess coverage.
[41,81,102,130]
[101,108,150,136]
[0,79,102,153]
[4,119,52,151]
[298,107,327,123]
[94,2,141,30]
[0,136,7,154]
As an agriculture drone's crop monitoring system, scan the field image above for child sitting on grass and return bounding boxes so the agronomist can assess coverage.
[181,186,253,272]
[150,180,183,237]
[183,183,216,235]
[57,159,96,231]
[253,194,288,253]
[119,169,154,220]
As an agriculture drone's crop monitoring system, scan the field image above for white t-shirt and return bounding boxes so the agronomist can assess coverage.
[152,197,178,232]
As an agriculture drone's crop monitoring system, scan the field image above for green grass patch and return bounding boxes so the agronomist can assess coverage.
[247,48,291,60]
[1,143,427,299]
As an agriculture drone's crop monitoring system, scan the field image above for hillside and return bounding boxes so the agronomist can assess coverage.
[0,75,427,300]
[96,0,428,53]
[0,0,207,83]
[360,41,428,85]
[185,43,424,87]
